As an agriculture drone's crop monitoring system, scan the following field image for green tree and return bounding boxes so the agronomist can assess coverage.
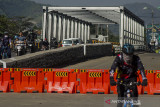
[12,16,34,32]
[0,15,17,36]
[0,15,36,38]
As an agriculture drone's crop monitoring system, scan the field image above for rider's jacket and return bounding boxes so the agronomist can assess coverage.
[27,33,37,42]
[18,36,26,41]
[42,40,49,47]
[109,53,147,80]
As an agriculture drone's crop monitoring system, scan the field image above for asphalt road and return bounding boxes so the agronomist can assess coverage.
[63,52,160,70]
[0,93,160,107]
[1,52,160,107]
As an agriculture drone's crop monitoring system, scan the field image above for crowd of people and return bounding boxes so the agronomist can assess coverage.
[0,30,59,59]
[0,30,37,59]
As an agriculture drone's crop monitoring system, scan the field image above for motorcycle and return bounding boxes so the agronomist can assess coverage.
[27,41,34,53]
[16,41,26,56]
[50,38,58,49]
[41,40,49,51]
[41,44,49,51]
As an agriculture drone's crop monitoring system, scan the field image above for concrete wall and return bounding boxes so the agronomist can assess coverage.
[0,43,112,68]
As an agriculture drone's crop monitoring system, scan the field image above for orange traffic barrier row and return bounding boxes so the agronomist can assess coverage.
[1,68,160,95]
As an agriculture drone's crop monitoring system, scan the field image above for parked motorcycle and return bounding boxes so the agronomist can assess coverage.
[16,41,26,56]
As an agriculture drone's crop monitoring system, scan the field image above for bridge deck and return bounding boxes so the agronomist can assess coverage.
[63,52,160,70]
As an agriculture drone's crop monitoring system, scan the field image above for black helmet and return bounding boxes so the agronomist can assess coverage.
[122,43,134,55]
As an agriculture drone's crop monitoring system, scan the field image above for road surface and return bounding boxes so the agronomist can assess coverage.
[1,52,160,107]
[63,52,160,70]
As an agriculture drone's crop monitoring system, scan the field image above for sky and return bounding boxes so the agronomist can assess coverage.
[31,0,160,7]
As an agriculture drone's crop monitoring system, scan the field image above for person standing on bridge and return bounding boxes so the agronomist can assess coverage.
[109,43,148,107]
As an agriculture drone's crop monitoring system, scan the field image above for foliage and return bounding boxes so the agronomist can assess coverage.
[0,15,17,35]
[0,15,40,38]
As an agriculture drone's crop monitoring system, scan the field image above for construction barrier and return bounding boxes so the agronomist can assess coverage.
[0,68,13,92]
[145,70,154,94]
[144,70,149,92]
[0,68,160,95]
[77,69,110,94]
[42,68,54,90]
[147,70,160,95]
[45,69,79,93]
[13,68,45,93]
[137,70,144,94]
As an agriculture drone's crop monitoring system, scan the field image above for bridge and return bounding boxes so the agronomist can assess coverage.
[42,6,145,47]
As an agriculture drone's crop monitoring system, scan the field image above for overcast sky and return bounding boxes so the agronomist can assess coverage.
[31,0,160,7]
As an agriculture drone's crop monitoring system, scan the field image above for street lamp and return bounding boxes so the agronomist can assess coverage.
[143,6,155,47]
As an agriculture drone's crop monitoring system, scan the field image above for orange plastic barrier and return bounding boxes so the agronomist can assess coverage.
[144,70,148,92]
[42,68,54,90]
[45,69,78,93]
[13,68,45,93]
[77,69,110,94]
[147,70,160,94]
[0,68,13,92]
[137,70,144,94]
[146,70,155,94]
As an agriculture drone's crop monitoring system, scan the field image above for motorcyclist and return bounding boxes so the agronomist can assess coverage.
[27,29,37,42]
[17,32,27,50]
[27,29,38,51]
[109,43,147,107]
[42,38,49,50]
[18,32,26,41]
[2,31,12,58]
[50,37,58,49]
